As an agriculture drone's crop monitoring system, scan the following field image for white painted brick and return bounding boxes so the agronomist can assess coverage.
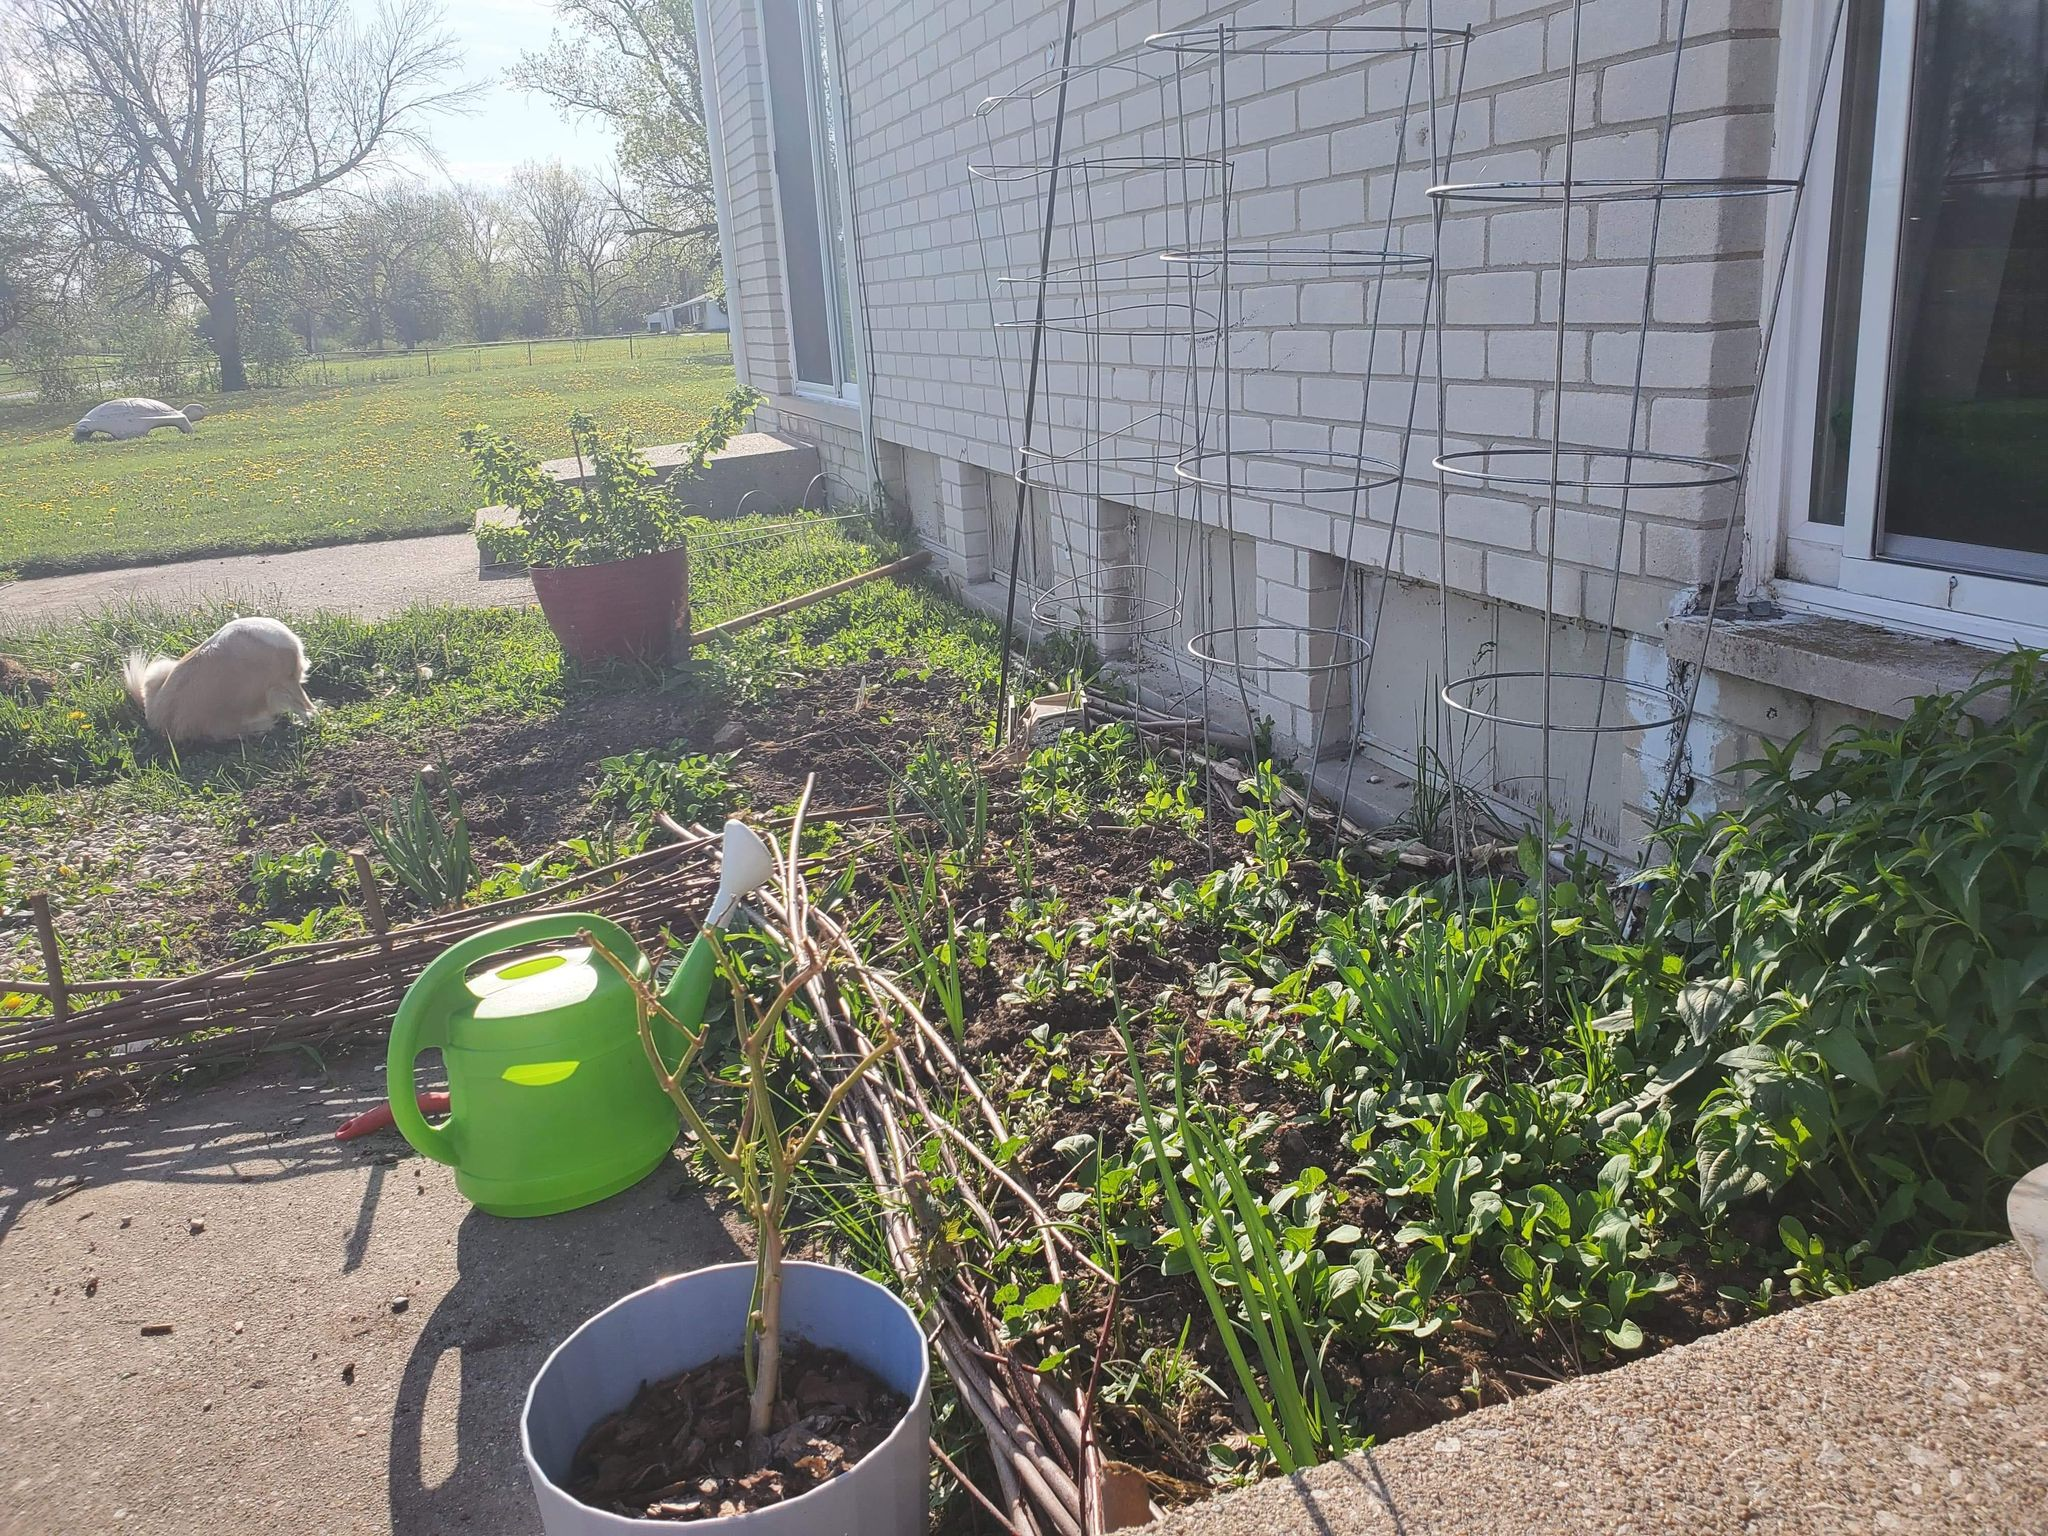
[1446,269,1539,325]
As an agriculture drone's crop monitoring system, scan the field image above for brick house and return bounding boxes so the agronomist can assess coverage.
[691,0,2046,854]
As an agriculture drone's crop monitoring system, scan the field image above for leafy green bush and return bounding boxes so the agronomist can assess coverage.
[1020,721,1204,833]
[239,306,305,388]
[109,307,202,398]
[460,387,761,569]
[7,309,87,404]
[1645,650,2048,1256]
[1021,722,1139,822]
[1317,896,1485,1086]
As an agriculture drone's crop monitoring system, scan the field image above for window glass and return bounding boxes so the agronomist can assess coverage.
[761,0,856,393]
[1878,0,2048,574]
[811,0,858,387]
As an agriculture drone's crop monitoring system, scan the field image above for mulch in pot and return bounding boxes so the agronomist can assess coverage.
[567,1339,906,1522]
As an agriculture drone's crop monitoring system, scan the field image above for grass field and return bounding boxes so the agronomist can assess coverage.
[0,332,737,579]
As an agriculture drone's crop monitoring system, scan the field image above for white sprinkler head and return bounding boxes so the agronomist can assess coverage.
[707,819,775,928]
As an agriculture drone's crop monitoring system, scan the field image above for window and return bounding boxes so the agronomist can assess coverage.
[1777,0,2048,644]
[988,471,1056,594]
[759,0,859,399]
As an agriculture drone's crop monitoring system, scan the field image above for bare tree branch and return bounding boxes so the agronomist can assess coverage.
[508,0,715,261]
[0,0,473,388]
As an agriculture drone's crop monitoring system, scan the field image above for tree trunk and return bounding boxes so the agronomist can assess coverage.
[207,289,249,392]
[748,1215,783,1438]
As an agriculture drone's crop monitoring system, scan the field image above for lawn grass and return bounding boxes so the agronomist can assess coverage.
[0,332,736,578]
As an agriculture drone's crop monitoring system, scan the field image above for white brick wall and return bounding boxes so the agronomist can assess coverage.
[703,0,1863,849]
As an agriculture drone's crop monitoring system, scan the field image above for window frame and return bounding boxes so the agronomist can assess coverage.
[1759,0,2048,648]
[755,0,862,405]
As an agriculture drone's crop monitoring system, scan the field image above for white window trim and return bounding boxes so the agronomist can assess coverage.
[1754,0,2048,650]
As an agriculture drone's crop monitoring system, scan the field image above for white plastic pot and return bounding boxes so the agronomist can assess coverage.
[522,1260,931,1535]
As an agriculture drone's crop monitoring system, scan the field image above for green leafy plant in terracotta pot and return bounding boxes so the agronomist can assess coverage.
[462,387,762,665]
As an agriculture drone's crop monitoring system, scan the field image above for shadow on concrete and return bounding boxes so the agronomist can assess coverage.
[0,1056,383,1243]
[1242,1454,1408,1536]
[387,1174,742,1535]
[1332,1453,1410,1534]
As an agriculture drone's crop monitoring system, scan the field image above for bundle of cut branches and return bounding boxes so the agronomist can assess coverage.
[663,798,1151,1536]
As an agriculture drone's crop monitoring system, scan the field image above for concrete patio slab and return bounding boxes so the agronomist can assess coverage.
[1149,1243,2048,1536]
[0,535,535,631]
[534,431,822,517]
[0,1053,739,1536]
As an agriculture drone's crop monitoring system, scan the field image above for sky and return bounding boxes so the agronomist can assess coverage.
[400,0,620,186]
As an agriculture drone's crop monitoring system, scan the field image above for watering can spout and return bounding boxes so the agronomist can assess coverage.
[659,820,775,1023]
[708,819,775,928]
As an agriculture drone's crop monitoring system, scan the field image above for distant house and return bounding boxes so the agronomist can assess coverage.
[644,294,730,334]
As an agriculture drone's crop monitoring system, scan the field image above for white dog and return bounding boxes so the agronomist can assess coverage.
[123,617,316,744]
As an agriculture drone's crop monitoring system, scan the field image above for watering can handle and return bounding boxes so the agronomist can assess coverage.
[384,912,648,1167]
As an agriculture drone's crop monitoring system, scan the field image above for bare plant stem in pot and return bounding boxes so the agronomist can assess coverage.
[584,780,898,1437]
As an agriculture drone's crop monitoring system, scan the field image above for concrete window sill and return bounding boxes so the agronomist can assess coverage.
[766,390,861,432]
[1662,611,2012,722]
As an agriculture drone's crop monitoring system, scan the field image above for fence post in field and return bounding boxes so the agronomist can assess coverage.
[425,348,432,377]
[628,331,635,359]
[527,340,534,365]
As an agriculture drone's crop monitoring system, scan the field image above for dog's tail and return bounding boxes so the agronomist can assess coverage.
[122,651,176,718]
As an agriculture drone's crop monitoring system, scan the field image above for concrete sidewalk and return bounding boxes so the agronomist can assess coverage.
[0,1053,739,1536]
[1152,1244,2048,1536]
[1,535,533,630]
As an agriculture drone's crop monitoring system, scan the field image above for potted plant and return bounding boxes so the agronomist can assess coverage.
[520,822,928,1533]
[462,387,762,665]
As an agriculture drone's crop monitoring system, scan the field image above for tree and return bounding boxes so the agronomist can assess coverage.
[0,0,470,390]
[510,0,715,246]
[449,183,516,343]
[332,183,456,348]
[510,161,627,335]
[0,179,73,337]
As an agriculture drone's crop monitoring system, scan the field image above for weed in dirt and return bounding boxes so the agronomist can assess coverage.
[594,743,739,844]
[367,769,476,912]
[893,735,988,862]
[243,841,346,915]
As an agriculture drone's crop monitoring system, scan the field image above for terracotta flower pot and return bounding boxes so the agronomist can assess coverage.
[530,547,690,666]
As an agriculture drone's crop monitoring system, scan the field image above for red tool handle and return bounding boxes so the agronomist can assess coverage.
[335,1092,450,1142]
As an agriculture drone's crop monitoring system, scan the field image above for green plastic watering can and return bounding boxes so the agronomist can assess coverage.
[384,821,775,1217]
